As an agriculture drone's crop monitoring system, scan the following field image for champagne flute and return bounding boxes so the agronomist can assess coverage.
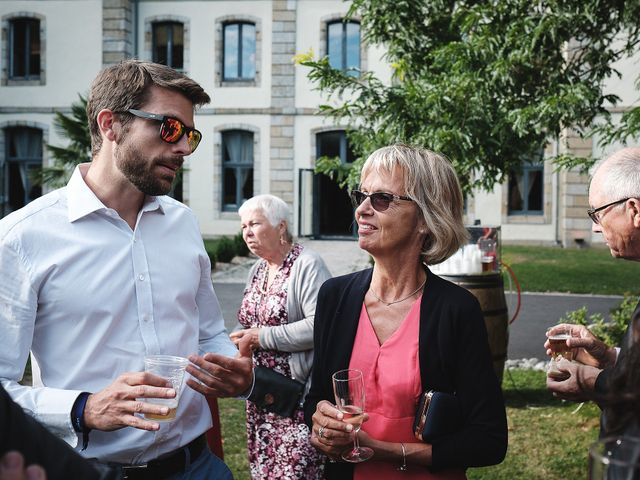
[332,369,374,463]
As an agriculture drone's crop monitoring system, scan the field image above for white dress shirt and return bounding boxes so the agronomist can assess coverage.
[0,164,237,464]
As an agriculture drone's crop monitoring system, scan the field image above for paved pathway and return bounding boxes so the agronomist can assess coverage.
[211,240,625,360]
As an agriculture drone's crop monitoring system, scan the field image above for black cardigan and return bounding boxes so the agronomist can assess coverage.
[304,268,508,478]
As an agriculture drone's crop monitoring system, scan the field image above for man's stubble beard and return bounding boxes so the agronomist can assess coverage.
[114,137,181,196]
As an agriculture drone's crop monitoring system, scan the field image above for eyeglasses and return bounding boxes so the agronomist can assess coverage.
[350,190,414,212]
[587,198,630,224]
[125,109,202,153]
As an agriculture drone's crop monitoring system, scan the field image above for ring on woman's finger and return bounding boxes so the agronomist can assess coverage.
[318,425,325,438]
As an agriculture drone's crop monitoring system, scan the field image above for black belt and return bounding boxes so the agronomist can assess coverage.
[114,434,207,480]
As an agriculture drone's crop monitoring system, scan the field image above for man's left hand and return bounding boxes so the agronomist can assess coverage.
[186,337,253,397]
[546,358,601,402]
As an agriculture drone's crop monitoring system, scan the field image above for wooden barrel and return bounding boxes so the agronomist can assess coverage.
[440,273,509,384]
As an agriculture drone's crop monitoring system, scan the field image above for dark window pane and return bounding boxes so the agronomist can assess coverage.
[224,24,239,79]
[345,22,360,74]
[11,19,40,79]
[241,168,253,201]
[3,127,43,216]
[317,130,355,164]
[171,23,184,69]
[527,169,543,211]
[508,172,524,212]
[8,162,25,212]
[28,20,40,76]
[222,130,253,210]
[241,24,256,79]
[317,130,354,236]
[317,131,342,159]
[11,21,27,77]
[153,24,169,65]
[223,168,237,205]
[327,23,342,70]
[153,22,183,69]
[7,127,42,160]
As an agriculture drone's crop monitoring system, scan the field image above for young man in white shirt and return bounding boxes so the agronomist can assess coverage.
[0,60,252,479]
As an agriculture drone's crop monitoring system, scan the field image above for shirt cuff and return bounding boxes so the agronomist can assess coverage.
[236,368,255,400]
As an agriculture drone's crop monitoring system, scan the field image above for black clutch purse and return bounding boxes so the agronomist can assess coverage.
[248,366,305,418]
[413,390,461,442]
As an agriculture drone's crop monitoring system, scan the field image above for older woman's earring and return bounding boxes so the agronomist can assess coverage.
[280,236,287,245]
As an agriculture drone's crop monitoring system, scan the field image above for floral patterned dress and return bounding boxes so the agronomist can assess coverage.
[238,244,324,479]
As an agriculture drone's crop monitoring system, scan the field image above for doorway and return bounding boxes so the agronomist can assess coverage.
[314,131,355,238]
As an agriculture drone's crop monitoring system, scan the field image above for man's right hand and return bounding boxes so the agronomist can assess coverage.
[84,372,176,431]
[545,323,617,369]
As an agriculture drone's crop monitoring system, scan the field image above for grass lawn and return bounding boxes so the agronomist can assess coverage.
[218,369,600,480]
[502,245,639,295]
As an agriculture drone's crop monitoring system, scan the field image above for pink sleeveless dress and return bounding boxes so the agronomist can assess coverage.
[349,297,466,480]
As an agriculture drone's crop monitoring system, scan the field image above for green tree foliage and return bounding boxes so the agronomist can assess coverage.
[297,0,640,192]
[33,94,91,188]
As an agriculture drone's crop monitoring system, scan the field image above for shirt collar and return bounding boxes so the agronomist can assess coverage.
[66,163,165,222]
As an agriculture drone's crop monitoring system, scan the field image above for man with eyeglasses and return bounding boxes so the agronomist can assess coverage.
[0,60,252,479]
[545,147,640,426]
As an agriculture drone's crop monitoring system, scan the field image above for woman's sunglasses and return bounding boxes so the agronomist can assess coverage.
[125,109,202,153]
[350,190,414,212]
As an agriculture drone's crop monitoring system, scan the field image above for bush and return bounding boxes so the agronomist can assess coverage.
[214,236,237,263]
[233,232,250,257]
[207,251,216,271]
[558,292,639,347]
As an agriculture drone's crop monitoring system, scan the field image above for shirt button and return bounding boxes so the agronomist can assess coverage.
[138,274,145,281]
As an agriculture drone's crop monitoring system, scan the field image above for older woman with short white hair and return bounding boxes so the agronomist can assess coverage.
[231,194,331,479]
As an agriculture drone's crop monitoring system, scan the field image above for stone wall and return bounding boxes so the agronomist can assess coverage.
[269,0,296,206]
[102,0,133,66]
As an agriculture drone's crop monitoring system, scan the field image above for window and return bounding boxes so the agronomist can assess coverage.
[9,18,40,79]
[316,130,355,164]
[152,21,184,70]
[221,130,253,210]
[508,162,544,215]
[327,21,360,76]
[223,22,256,81]
[1,127,43,217]
[315,131,355,236]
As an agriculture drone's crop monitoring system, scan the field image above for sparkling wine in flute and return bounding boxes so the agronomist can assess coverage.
[340,405,365,430]
[332,369,374,463]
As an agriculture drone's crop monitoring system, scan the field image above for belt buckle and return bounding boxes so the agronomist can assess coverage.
[122,463,148,479]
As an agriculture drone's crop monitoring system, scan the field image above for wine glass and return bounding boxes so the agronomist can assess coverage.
[332,369,374,463]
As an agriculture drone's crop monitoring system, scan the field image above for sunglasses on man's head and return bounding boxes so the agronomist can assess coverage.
[350,190,414,212]
[126,109,202,153]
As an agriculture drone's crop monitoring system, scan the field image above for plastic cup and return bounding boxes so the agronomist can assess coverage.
[143,355,189,422]
[589,436,640,479]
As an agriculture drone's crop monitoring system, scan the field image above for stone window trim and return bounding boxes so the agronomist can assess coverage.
[212,123,261,217]
[143,15,190,73]
[319,13,367,73]
[309,125,352,167]
[2,12,46,86]
[502,157,553,224]
[214,15,262,88]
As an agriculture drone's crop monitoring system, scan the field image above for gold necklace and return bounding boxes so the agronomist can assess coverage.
[369,277,427,307]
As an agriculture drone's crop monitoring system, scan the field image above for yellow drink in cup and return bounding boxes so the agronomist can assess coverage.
[143,355,188,422]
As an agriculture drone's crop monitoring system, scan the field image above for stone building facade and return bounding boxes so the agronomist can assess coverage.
[1,0,638,245]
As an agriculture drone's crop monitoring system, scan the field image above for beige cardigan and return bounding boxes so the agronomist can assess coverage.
[243,246,332,393]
